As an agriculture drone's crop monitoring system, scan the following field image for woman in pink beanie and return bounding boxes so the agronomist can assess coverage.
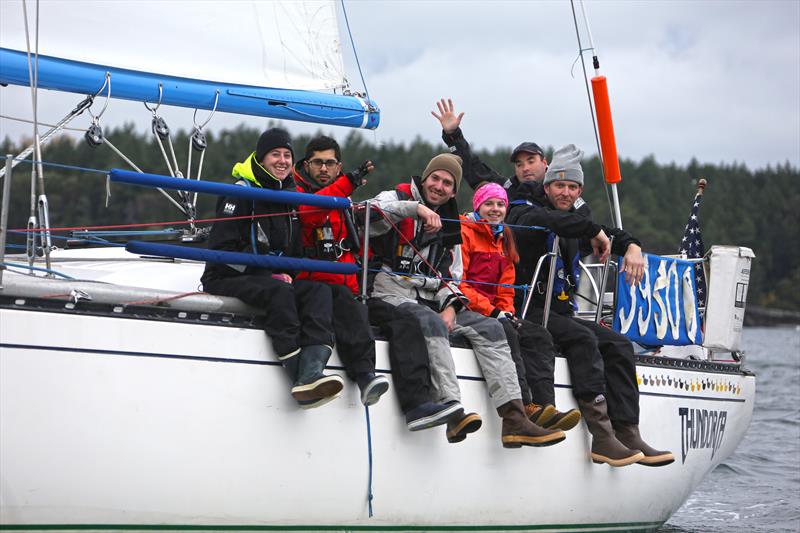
[459,183,581,431]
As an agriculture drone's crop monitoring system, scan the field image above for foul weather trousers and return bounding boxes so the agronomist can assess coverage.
[527,308,640,424]
[501,318,561,406]
[328,283,376,381]
[203,275,334,357]
[367,298,435,413]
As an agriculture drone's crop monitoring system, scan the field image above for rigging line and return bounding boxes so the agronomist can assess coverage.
[339,0,371,104]
[370,205,469,306]
[8,208,332,234]
[0,113,85,131]
[283,105,364,121]
[364,405,375,518]
[0,261,75,279]
[368,205,548,233]
[368,267,528,292]
[0,155,109,175]
[570,0,615,225]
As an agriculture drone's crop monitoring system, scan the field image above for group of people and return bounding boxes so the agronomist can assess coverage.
[200,99,674,467]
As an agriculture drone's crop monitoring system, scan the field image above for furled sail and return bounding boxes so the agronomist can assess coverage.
[0,0,379,129]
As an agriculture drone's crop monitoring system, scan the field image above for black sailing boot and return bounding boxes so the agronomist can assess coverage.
[292,345,344,409]
[613,422,675,467]
[577,395,644,467]
[498,399,566,448]
[446,410,483,443]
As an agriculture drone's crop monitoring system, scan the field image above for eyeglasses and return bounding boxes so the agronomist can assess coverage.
[308,159,340,168]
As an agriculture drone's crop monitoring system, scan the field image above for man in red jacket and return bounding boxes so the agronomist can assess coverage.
[293,136,389,406]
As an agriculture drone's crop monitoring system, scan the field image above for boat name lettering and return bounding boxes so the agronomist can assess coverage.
[679,407,727,464]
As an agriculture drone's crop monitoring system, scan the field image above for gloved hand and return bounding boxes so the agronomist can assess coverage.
[492,308,522,329]
[346,160,374,188]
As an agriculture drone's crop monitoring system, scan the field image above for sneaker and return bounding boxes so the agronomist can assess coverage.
[543,407,582,431]
[357,373,390,406]
[525,403,557,426]
[405,401,463,431]
[446,412,483,443]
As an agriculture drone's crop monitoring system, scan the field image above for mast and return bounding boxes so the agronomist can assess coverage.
[571,0,624,229]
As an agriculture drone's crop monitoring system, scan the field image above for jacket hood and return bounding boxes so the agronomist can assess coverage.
[232,152,296,191]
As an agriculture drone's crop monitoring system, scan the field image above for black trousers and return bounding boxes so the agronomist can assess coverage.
[501,319,561,406]
[328,283,376,380]
[203,275,334,357]
[528,309,640,424]
[367,298,433,413]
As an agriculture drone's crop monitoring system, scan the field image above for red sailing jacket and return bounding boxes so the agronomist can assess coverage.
[293,165,360,295]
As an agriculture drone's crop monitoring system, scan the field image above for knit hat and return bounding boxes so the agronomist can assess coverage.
[543,144,584,186]
[472,182,508,211]
[256,128,293,162]
[510,141,545,162]
[422,153,463,192]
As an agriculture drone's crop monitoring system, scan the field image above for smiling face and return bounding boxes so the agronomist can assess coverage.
[477,198,507,224]
[544,180,582,211]
[514,152,548,183]
[421,170,456,207]
[261,148,293,180]
[304,148,341,186]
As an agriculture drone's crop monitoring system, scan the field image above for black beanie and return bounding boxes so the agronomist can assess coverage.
[255,128,293,162]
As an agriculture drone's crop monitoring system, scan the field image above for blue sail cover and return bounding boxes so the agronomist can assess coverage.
[613,254,703,346]
[126,241,359,275]
[0,48,379,129]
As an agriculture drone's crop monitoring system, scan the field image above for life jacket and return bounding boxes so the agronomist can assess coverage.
[510,198,581,312]
[371,182,449,277]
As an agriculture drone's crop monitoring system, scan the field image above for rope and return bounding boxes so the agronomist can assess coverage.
[123,291,206,307]
[0,154,109,175]
[369,267,529,292]
[340,0,371,104]
[8,208,331,234]
[0,113,86,132]
[364,405,374,517]
[1,261,74,279]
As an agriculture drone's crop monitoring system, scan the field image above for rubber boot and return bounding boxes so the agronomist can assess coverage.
[613,422,675,467]
[291,345,344,409]
[279,348,301,387]
[446,411,483,443]
[577,395,644,467]
[497,399,566,448]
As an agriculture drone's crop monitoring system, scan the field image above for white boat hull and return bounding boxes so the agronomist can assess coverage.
[0,274,755,531]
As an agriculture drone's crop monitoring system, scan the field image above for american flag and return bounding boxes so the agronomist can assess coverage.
[679,183,707,307]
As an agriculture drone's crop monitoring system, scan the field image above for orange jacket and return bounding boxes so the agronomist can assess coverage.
[459,213,516,316]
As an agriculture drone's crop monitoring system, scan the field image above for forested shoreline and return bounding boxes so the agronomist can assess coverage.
[2,123,798,311]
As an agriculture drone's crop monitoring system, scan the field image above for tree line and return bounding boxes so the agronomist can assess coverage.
[2,123,798,311]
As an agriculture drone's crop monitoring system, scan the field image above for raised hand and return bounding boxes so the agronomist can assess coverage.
[431,98,464,134]
[346,160,374,187]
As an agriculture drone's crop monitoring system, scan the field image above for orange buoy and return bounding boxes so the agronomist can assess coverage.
[591,75,622,184]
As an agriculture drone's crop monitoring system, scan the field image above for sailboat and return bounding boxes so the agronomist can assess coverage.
[1,1,755,531]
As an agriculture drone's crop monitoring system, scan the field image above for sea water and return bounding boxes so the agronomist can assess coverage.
[661,326,800,532]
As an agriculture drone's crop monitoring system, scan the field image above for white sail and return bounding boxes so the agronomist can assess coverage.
[0,0,347,92]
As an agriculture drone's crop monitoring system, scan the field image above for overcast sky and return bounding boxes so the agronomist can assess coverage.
[1,0,798,171]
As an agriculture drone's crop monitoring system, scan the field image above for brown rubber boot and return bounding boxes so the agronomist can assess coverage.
[524,403,557,426]
[446,411,483,443]
[544,407,582,431]
[498,399,566,448]
[613,422,675,467]
[577,395,644,467]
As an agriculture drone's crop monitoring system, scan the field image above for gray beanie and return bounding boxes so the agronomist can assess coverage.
[543,144,584,186]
